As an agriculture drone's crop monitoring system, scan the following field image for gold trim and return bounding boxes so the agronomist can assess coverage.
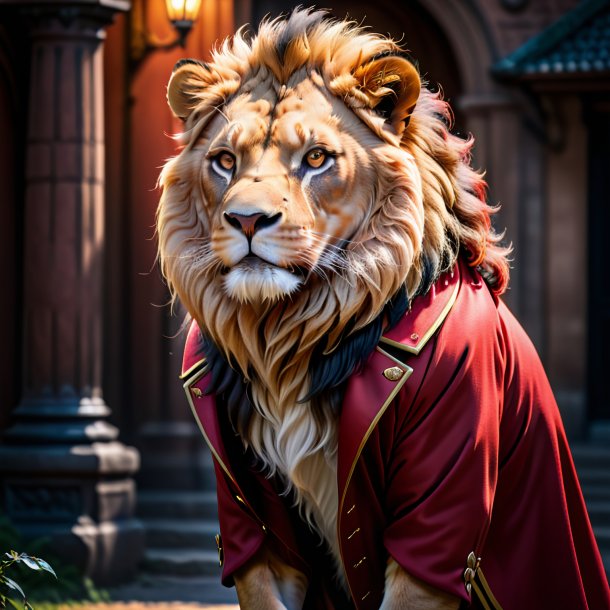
[337,362,413,602]
[339,361,412,514]
[379,279,459,355]
[183,366,239,486]
[472,581,492,610]
[476,568,503,610]
[179,357,207,380]
[183,370,268,532]
[215,533,223,567]
[375,346,409,368]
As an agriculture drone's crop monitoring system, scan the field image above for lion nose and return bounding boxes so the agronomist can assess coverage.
[224,211,282,238]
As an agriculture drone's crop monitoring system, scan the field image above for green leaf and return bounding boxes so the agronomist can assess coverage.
[3,576,25,599]
[16,556,40,572]
[31,557,56,578]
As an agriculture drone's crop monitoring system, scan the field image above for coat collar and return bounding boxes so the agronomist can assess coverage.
[336,264,460,511]
[181,263,461,512]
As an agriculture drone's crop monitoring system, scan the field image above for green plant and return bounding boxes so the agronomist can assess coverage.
[0,550,56,609]
[0,514,110,605]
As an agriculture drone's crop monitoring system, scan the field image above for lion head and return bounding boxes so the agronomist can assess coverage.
[157,9,509,436]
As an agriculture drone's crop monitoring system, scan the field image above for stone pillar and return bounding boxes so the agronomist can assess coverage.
[458,91,546,353]
[0,1,144,585]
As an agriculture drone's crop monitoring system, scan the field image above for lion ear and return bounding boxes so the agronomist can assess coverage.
[354,55,420,135]
[167,59,210,120]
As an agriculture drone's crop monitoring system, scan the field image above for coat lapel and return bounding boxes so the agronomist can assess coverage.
[337,265,461,512]
[337,347,413,514]
[380,265,460,355]
[181,263,462,529]
[182,361,243,490]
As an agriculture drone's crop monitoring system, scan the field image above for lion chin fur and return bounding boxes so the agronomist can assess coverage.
[157,7,510,592]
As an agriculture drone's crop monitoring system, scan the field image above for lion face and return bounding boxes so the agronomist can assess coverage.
[194,74,382,303]
[158,12,426,328]
[158,10,508,394]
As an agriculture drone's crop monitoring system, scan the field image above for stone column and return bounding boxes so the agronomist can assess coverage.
[458,90,546,353]
[0,0,144,586]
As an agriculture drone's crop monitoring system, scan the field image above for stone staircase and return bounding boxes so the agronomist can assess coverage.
[132,442,610,602]
[139,490,222,576]
[134,488,238,603]
[571,443,610,577]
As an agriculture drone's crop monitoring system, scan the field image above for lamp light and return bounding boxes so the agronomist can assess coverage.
[130,0,202,74]
[165,0,203,45]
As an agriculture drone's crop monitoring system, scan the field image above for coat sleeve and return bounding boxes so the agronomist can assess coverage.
[383,281,504,603]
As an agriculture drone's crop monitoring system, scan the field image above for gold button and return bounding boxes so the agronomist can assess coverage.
[410,333,419,341]
[466,552,480,571]
[463,552,480,594]
[215,533,223,566]
[191,387,203,398]
[383,366,404,381]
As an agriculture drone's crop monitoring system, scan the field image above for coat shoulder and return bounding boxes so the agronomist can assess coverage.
[181,319,206,379]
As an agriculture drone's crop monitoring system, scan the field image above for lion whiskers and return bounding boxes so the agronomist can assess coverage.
[178,242,224,276]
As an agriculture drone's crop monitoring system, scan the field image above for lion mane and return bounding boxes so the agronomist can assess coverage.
[157,8,509,570]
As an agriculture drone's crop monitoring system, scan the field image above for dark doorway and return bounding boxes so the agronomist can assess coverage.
[587,96,610,421]
[0,20,29,432]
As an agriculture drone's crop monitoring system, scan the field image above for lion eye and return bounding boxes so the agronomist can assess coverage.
[216,152,236,171]
[304,148,327,169]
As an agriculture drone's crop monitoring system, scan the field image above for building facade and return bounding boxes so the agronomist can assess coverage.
[0,0,608,584]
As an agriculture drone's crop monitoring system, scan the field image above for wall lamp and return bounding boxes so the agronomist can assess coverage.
[130,0,202,74]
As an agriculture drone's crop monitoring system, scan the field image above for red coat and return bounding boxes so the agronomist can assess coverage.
[181,259,610,609]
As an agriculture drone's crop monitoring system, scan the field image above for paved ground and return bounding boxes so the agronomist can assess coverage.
[61,578,239,610]
[63,606,237,610]
[106,575,238,606]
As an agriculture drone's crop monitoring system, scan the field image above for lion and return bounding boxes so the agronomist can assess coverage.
[156,8,610,610]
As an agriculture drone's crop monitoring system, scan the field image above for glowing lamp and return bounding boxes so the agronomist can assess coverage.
[130,0,203,74]
[166,0,203,45]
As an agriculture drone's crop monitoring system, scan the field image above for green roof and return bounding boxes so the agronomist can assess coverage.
[493,0,610,78]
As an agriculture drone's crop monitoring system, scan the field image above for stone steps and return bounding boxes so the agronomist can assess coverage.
[135,442,610,587]
[586,501,610,528]
[141,548,222,578]
[137,489,222,580]
[144,518,220,549]
[108,574,238,604]
[138,490,218,520]
[570,443,610,469]
[571,444,610,580]
[582,484,610,502]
